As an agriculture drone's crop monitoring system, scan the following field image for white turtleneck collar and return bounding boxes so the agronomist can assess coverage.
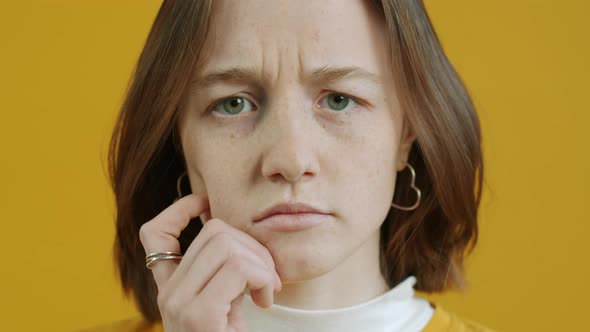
[241,276,434,332]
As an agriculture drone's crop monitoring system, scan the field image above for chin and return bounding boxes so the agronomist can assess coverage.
[267,240,341,283]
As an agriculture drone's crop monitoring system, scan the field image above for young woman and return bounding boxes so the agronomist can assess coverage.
[104,0,491,331]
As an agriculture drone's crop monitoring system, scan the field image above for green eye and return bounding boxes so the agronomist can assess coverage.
[320,93,357,112]
[213,97,254,115]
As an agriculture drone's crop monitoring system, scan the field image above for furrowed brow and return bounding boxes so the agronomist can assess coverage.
[191,65,382,87]
[192,67,261,87]
[308,66,382,85]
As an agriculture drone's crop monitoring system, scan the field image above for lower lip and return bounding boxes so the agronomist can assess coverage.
[254,213,331,231]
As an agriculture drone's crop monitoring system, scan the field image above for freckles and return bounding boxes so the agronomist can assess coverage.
[312,30,320,43]
[325,120,354,144]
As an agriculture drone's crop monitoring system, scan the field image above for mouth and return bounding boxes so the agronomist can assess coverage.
[254,213,332,231]
[253,202,332,232]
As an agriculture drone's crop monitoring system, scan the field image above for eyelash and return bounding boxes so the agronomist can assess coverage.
[207,91,366,116]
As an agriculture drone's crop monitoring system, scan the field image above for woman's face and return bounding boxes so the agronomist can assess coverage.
[178,0,415,283]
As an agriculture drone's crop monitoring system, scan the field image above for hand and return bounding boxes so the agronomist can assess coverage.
[139,192,282,332]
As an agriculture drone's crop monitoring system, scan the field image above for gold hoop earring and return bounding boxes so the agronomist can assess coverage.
[391,163,421,211]
[174,171,188,202]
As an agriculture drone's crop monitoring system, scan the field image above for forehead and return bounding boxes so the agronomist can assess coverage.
[194,0,390,79]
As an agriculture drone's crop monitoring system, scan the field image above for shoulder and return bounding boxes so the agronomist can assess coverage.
[79,317,163,332]
[422,302,496,332]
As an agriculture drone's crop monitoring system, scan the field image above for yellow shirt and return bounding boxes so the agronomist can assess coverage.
[81,303,494,332]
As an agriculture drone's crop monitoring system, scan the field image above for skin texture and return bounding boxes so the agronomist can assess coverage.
[177,0,417,310]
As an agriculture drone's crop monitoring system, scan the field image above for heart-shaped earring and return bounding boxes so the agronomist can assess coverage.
[391,162,421,211]
[174,171,188,203]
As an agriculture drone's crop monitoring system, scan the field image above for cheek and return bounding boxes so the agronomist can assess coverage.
[184,133,252,224]
[337,131,398,228]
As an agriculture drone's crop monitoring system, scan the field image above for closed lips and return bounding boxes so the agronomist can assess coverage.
[253,202,329,222]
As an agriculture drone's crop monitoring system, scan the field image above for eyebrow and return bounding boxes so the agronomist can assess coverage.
[191,65,382,87]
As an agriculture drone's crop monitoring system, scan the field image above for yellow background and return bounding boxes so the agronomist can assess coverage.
[1,1,588,331]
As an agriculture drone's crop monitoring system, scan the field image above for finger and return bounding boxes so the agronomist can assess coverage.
[227,294,249,331]
[182,294,248,332]
[139,192,210,287]
[173,232,275,306]
[198,256,276,310]
[170,218,281,290]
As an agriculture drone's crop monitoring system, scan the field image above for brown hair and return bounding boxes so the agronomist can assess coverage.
[108,0,484,323]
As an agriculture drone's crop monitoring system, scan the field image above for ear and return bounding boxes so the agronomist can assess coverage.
[396,118,417,171]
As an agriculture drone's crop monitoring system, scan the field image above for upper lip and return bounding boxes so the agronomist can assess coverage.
[253,202,330,222]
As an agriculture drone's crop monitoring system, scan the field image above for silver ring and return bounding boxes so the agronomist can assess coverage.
[145,252,183,269]
[146,251,182,260]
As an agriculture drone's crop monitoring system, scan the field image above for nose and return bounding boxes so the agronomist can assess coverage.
[259,93,320,184]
